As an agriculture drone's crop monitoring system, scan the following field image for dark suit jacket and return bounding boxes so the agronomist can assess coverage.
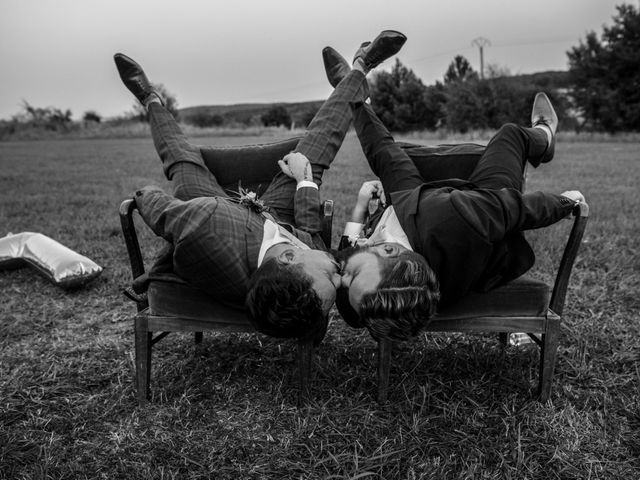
[134,185,326,305]
[341,180,577,306]
[388,181,576,305]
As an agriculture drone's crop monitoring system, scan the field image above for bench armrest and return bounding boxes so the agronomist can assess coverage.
[119,198,145,280]
[321,199,334,248]
[549,201,589,316]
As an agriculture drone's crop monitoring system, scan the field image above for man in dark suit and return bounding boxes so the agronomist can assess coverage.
[113,30,407,341]
[321,47,585,340]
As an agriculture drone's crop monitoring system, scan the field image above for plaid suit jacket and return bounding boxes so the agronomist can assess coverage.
[134,185,326,304]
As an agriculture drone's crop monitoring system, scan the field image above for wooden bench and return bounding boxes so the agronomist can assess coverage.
[120,197,333,406]
[376,201,589,402]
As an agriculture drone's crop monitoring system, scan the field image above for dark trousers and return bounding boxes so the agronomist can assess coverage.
[351,102,550,199]
[148,70,368,224]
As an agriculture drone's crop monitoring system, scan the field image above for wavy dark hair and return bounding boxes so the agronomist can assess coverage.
[336,249,439,341]
[245,257,328,343]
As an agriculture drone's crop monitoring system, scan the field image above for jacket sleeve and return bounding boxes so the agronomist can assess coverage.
[450,188,578,244]
[293,186,322,235]
[506,190,578,232]
[134,186,194,244]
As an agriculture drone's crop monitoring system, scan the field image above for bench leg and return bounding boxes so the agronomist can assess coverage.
[377,338,392,403]
[297,338,314,406]
[499,332,509,346]
[539,317,560,401]
[134,316,152,406]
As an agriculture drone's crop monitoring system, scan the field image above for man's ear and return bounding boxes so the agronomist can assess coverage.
[278,249,296,264]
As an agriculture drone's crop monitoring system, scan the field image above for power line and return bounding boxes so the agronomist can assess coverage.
[408,35,580,66]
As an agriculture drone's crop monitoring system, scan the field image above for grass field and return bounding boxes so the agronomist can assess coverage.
[1,131,639,479]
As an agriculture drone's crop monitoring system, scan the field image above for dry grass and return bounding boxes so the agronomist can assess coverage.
[1,132,639,479]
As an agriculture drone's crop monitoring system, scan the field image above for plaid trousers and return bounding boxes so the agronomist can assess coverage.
[148,70,368,225]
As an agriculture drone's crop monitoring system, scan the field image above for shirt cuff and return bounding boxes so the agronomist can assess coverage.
[343,222,364,237]
[296,180,318,190]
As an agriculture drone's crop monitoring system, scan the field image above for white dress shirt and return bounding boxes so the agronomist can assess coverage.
[343,205,413,251]
[257,181,316,266]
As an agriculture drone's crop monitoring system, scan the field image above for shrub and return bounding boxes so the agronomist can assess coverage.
[261,105,291,128]
[83,111,102,123]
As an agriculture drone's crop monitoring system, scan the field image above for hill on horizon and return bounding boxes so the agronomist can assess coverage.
[179,100,325,127]
[178,70,570,126]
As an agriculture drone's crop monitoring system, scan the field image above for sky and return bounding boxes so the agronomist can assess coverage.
[0,0,627,120]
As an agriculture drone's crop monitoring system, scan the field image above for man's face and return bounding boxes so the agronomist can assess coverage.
[339,242,408,310]
[286,248,341,314]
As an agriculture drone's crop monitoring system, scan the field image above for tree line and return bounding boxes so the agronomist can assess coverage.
[248,4,640,134]
[2,4,638,137]
[366,3,639,134]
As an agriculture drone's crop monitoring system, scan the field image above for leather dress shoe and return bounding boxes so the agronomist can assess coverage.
[322,47,350,87]
[530,92,558,165]
[114,53,163,105]
[531,92,558,135]
[353,30,407,71]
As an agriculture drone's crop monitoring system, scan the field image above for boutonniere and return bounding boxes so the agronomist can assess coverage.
[229,183,267,214]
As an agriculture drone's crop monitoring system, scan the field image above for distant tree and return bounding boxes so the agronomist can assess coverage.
[83,110,102,123]
[370,59,442,132]
[442,82,485,132]
[475,78,543,129]
[133,83,179,121]
[443,55,479,84]
[261,105,291,128]
[568,4,640,131]
[485,63,511,79]
[438,54,573,132]
[20,101,73,131]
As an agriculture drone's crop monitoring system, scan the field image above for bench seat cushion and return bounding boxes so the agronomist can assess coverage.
[434,276,550,321]
[147,275,252,328]
[146,274,549,330]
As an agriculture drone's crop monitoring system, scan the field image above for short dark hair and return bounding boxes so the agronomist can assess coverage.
[336,250,439,341]
[245,257,328,343]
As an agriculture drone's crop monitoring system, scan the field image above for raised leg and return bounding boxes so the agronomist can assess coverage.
[260,70,370,220]
[352,102,425,198]
[468,123,547,191]
[148,103,226,200]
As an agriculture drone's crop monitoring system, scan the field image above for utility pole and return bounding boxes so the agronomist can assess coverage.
[472,37,491,79]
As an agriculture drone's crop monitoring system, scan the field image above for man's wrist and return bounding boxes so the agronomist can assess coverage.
[296,180,318,190]
[351,205,367,223]
[343,221,364,237]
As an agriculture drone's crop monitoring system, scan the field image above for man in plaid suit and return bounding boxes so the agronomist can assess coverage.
[114,30,407,341]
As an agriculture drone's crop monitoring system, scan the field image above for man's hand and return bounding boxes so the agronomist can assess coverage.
[357,180,386,208]
[350,180,386,223]
[561,190,585,204]
[278,152,313,183]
